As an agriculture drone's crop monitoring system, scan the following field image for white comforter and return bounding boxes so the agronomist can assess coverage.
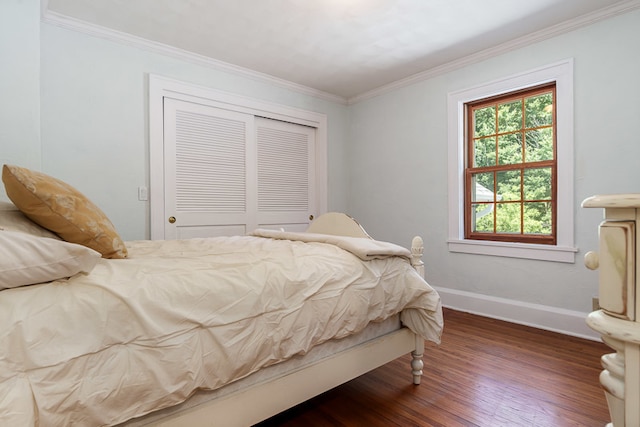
[0,233,442,426]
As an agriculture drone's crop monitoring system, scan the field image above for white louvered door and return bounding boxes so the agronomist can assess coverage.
[163,99,315,239]
[164,98,255,239]
[256,117,315,232]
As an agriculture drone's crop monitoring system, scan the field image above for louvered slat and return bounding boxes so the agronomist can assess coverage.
[175,110,246,213]
[257,125,309,212]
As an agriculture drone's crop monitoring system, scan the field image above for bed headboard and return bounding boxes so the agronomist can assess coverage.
[306,212,425,278]
[305,212,372,239]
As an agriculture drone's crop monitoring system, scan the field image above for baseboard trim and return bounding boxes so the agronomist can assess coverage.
[435,286,600,341]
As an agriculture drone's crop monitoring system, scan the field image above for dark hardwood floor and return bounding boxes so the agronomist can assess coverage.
[256,308,611,427]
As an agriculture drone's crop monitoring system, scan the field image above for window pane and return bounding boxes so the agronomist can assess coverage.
[523,202,552,234]
[474,137,496,167]
[523,167,552,200]
[498,133,522,165]
[525,92,553,128]
[472,203,494,232]
[472,172,495,202]
[474,106,496,138]
[497,170,521,201]
[498,100,522,133]
[525,128,553,162]
[463,82,557,245]
[496,203,521,233]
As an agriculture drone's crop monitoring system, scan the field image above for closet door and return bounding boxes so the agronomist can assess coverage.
[162,99,316,239]
[163,98,255,239]
[256,117,315,232]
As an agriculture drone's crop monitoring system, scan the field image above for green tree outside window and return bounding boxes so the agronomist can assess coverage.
[467,85,556,244]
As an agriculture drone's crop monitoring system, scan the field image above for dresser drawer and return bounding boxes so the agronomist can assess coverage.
[598,221,635,320]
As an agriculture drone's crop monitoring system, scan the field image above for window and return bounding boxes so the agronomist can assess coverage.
[465,84,556,245]
[447,60,577,263]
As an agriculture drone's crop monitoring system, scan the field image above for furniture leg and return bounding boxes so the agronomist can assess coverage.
[600,335,625,427]
[411,335,424,385]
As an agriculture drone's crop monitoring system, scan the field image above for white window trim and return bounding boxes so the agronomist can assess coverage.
[447,59,577,263]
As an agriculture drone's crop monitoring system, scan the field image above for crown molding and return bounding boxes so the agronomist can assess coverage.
[348,0,640,104]
[40,7,348,105]
[40,0,640,106]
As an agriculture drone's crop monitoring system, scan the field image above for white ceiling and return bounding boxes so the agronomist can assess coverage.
[44,0,639,101]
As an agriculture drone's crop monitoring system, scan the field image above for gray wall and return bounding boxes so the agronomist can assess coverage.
[346,9,640,313]
[1,0,350,240]
[0,0,41,170]
[38,24,350,241]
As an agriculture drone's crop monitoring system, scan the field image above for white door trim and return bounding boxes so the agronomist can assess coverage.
[148,74,328,240]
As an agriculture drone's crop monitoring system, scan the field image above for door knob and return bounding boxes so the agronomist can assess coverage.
[168,216,176,224]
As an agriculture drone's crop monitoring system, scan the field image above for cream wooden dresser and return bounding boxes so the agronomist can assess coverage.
[583,194,640,427]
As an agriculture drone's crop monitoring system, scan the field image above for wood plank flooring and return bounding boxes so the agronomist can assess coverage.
[256,308,611,427]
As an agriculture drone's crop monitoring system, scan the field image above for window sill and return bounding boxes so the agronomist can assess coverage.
[448,239,578,263]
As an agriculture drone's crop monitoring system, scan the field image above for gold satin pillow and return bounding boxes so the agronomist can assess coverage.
[2,164,128,259]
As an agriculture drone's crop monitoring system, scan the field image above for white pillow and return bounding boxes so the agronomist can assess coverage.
[0,229,101,290]
[0,201,61,239]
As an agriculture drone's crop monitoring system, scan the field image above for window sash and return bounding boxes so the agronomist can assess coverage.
[463,84,557,245]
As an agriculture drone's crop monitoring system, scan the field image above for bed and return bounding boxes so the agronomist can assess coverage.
[0,164,443,427]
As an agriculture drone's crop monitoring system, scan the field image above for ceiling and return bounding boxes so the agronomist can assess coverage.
[44,0,639,101]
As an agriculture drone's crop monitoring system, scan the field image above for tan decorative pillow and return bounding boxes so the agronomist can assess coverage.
[2,165,128,258]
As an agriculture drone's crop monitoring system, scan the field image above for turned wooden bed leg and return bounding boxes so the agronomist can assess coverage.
[411,335,425,385]
[409,236,426,385]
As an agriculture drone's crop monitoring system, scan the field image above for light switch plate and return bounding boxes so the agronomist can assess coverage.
[138,186,148,201]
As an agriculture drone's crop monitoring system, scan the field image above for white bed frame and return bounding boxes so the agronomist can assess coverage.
[130,213,427,427]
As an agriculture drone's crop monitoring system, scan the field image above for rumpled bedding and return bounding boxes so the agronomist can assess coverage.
[248,228,412,260]
[0,234,442,427]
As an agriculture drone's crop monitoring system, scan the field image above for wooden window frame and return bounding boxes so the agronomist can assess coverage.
[464,83,557,245]
[447,60,576,263]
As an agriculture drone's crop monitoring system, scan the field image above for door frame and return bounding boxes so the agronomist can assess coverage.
[148,74,328,240]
